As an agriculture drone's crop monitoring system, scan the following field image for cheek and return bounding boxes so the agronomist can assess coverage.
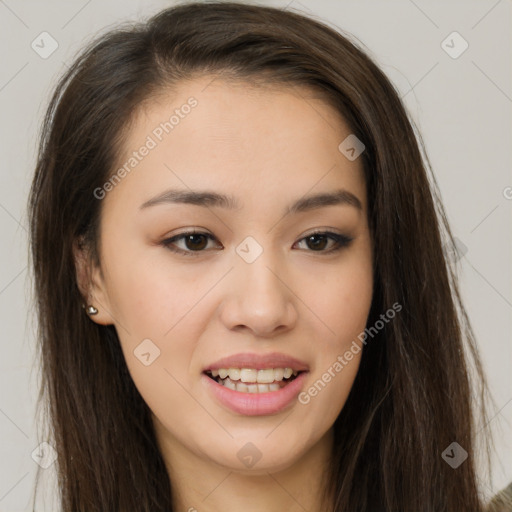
[309,256,373,343]
[103,243,213,339]
[113,302,203,430]
[297,257,372,420]
[297,352,361,437]
[102,257,209,410]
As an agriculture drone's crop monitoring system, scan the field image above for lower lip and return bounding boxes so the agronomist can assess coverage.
[202,372,308,416]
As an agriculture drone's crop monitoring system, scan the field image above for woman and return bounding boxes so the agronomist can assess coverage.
[28,2,503,510]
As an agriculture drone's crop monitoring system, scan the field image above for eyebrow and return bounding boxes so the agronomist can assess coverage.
[139,188,362,215]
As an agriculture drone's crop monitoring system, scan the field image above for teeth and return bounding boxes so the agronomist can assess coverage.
[209,367,298,384]
[213,377,293,393]
[223,378,236,391]
[256,369,274,383]
[237,382,248,392]
[273,368,284,381]
[228,368,241,381]
[240,368,258,383]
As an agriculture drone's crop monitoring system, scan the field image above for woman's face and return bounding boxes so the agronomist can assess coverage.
[80,77,373,474]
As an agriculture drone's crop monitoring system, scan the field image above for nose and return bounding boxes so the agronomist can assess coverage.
[219,253,298,338]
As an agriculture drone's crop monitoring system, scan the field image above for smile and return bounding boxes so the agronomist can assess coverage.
[202,369,308,416]
[205,367,300,393]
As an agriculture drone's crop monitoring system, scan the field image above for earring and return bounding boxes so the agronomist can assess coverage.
[85,305,98,315]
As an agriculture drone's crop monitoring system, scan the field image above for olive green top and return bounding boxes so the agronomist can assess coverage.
[487,481,512,512]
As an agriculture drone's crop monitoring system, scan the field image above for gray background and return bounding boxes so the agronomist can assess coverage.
[0,0,510,510]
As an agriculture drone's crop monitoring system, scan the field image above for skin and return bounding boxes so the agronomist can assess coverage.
[74,76,373,512]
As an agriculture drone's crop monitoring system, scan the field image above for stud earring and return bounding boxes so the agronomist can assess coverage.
[84,304,98,315]
[87,305,98,315]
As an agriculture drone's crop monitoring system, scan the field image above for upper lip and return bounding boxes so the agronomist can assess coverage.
[203,352,309,372]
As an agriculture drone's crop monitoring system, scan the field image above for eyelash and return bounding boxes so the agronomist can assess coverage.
[161,229,353,257]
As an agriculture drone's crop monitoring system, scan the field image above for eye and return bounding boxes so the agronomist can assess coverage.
[293,230,353,253]
[161,229,353,256]
[161,230,220,257]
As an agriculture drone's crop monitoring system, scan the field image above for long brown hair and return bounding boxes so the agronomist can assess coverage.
[28,2,495,510]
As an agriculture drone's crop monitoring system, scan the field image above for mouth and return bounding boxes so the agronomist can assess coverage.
[204,367,304,393]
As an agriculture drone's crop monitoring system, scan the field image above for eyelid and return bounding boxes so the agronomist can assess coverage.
[161,229,219,257]
[294,229,353,252]
[161,228,353,256]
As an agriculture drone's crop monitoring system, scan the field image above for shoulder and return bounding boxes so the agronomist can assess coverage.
[487,481,512,512]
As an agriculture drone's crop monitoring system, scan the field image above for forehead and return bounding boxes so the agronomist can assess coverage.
[105,76,367,214]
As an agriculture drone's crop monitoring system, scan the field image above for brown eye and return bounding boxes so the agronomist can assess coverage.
[162,231,220,256]
[304,234,330,251]
[182,233,209,251]
[162,230,353,257]
[295,231,353,253]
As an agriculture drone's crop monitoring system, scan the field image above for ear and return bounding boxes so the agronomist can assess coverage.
[72,236,114,326]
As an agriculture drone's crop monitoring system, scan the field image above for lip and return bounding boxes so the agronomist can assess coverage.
[202,371,309,416]
[203,352,310,372]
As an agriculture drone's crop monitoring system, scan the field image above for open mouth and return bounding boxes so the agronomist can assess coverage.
[204,367,303,393]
